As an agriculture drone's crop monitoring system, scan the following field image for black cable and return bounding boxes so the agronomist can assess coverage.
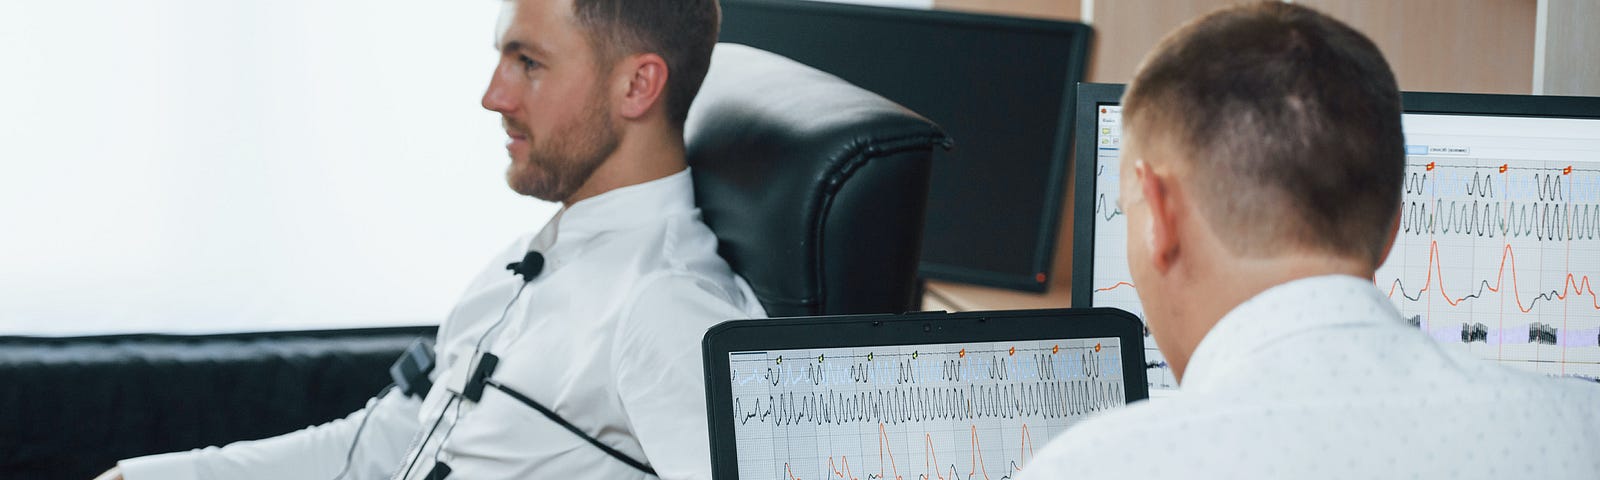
[390,264,540,476]
[397,396,458,480]
[413,281,532,470]
[331,383,396,480]
[484,379,656,476]
[396,279,529,479]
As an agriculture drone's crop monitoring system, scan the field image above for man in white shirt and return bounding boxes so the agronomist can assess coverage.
[101,0,764,478]
[1023,3,1600,479]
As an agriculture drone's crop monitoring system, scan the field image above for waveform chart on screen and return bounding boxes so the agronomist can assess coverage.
[1085,103,1600,389]
[727,339,1126,479]
[1376,158,1600,382]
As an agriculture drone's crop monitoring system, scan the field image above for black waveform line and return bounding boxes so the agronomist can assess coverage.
[781,358,928,387]
[1467,172,1496,198]
[1535,173,1565,202]
[1094,165,1122,221]
[767,351,1112,388]
[1403,171,1498,199]
[1529,322,1559,345]
[1406,164,1598,202]
[1095,194,1122,221]
[735,379,1124,427]
[1399,200,1600,240]
[1391,276,1594,316]
[1462,322,1488,343]
[1404,171,1428,195]
[939,354,1071,383]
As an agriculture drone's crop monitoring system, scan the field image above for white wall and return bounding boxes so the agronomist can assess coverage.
[0,1,560,335]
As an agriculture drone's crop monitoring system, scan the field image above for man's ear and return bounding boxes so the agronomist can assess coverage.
[615,53,669,121]
[1375,207,1402,268]
[1135,159,1180,273]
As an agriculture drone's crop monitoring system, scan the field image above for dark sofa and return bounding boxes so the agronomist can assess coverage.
[0,326,434,480]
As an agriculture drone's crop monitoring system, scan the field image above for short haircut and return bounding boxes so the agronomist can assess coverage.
[572,0,720,130]
[1123,2,1404,265]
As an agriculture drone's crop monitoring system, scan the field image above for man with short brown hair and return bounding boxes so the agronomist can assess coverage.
[1023,3,1599,478]
[103,0,763,479]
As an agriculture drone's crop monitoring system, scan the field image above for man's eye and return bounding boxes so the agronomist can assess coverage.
[519,55,540,71]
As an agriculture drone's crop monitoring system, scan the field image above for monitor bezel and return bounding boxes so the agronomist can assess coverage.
[702,307,1148,479]
[1069,82,1600,308]
[720,0,1094,292]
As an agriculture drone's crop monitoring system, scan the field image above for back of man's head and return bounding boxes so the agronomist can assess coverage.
[572,0,720,131]
[1124,2,1404,266]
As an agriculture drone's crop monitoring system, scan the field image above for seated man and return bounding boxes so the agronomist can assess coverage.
[103,0,764,478]
[1024,2,1599,478]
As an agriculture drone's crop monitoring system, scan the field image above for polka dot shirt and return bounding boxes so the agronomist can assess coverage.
[1020,275,1600,479]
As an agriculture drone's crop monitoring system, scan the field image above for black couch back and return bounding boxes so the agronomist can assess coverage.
[0,327,431,479]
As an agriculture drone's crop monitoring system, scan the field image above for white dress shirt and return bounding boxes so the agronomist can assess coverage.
[1022,275,1600,479]
[120,168,768,480]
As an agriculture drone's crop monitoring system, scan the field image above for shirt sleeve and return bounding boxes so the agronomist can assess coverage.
[611,274,749,480]
[119,386,423,480]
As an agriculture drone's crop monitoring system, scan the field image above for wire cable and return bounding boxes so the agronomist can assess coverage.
[330,383,396,480]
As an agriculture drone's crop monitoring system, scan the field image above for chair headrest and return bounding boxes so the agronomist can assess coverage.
[686,44,950,316]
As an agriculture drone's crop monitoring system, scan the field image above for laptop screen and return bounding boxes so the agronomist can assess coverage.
[724,336,1127,479]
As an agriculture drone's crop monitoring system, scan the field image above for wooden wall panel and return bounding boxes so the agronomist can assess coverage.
[1299,0,1537,94]
[1084,0,1241,83]
[1542,0,1600,96]
[933,0,1081,21]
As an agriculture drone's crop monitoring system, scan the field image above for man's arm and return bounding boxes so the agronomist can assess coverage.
[113,387,423,480]
[612,274,754,480]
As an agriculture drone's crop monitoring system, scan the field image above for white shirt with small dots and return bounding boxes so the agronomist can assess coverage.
[1021,274,1600,480]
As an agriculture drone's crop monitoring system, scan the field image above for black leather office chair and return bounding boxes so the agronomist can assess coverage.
[687,44,951,317]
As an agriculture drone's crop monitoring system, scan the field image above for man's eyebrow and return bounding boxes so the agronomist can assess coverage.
[498,39,550,57]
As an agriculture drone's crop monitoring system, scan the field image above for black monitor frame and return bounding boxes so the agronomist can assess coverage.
[702,307,1149,479]
[720,0,1093,292]
[1069,82,1600,307]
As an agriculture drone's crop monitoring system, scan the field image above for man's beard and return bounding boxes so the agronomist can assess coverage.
[503,96,620,203]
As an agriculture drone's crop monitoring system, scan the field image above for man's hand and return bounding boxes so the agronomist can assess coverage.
[93,466,122,480]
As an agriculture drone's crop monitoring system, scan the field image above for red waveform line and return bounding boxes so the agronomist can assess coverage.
[788,423,1037,480]
[829,456,856,480]
[1017,424,1036,471]
[966,424,1036,480]
[1095,281,1136,292]
[879,423,899,480]
[923,431,943,480]
[1386,240,1600,312]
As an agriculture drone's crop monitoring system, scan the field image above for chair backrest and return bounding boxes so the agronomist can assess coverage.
[685,44,951,317]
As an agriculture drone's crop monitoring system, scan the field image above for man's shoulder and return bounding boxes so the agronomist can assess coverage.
[1022,398,1197,477]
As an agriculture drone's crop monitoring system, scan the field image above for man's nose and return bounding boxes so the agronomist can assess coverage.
[482,70,516,114]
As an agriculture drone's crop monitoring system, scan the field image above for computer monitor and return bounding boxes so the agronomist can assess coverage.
[702,309,1147,479]
[720,0,1092,292]
[1071,82,1600,390]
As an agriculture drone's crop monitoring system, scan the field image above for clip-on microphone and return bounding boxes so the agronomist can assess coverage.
[506,251,544,282]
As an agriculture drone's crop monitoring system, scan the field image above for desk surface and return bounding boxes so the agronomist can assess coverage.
[921,279,1071,312]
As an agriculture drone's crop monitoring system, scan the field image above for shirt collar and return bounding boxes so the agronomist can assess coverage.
[524,168,698,253]
[1179,274,1403,392]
